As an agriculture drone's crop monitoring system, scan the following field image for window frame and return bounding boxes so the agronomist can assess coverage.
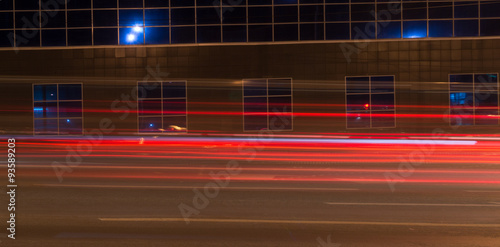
[345,75,396,129]
[32,82,84,135]
[448,72,500,126]
[242,77,293,132]
[136,80,188,134]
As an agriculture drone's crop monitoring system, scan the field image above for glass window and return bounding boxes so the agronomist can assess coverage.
[15,12,39,28]
[326,23,350,40]
[346,77,369,94]
[454,1,478,18]
[68,11,92,28]
[120,0,144,8]
[0,0,13,9]
[243,78,293,131]
[300,5,324,22]
[352,22,376,39]
[223,25,247,42]
[0,12,14,29]
[138,82,162,99]
[171,8,195,25]
[198,26,222,43]
[274,6,298,23]
[163,99,187,115]
[248,25,272,42]
[163,81,187,98]
[15,29,40,47]
[43,11,66,28]
[275,0,298,4]
[300,23,324,40]
[274,24,298,41]
[449,73,499,126]
[145,27,170,45]
[59,119,83,135]
[59,102,83,118]
[480,19,500,37]
[222,7,246,24]
[345,76,395,129]
[138,81,188,133]
[171,27,195,44]
[120,27,145,45]
[429,20,453,38]
[68,29,92,46]
[350,4,376,21]
[248,0,272,5]
[93,0,117,8]
[138,100,162,116]
[454,20,478,37]
[248,7,273,23]
[428,2,452,19]
[94,28,119,45]
[139,117,163,132]
[119,9,144,27]
[68,0,91,9]
[481,2,500,18]
[171,0,195,7]
[15,0,39,10]
[42,29,66,47]
[197,7,221,25]
[403,2,427,20]
[33,84,83,135]
[377,22,401,39]
[0,31,13,47]
[376,3,401,21]
[145,0,170,7]
[59,84,83,100]
[34,119,58,135]
[403,21,427,38]
[94,10,118,27]
[325,4,349,22]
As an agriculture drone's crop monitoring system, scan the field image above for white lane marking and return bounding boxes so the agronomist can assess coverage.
[324,202,500,207]
[465,190,500,193]
[35,184,359,191]
[97,218,500,228]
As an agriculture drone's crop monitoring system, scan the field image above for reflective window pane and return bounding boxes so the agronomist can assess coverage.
[34,84,57,101]
[59,101,83,118]
[139,117,162,132]
[138,82,162,99]
[163,81,187,98]
[59,118,83,135]
[59,84,82,101]
[34,102,58,118]
[244,79,267,97]
[34,119,58,135]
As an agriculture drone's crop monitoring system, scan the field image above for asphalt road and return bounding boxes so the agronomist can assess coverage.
[2,135,500,246]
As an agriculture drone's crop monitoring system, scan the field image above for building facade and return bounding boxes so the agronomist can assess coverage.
[1,0,499,135]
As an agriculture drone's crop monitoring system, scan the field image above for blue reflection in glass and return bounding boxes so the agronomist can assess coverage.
[403,21,427,38]
[145,27,169,45]
[120,9,144,27]
[450,92,472,106]
[120,27,144,45]
[145,9,169,26]
[429,20,453,37]
[377,22,401,39]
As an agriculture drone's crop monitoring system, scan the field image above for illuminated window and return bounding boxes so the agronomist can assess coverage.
[345,76,395,129]
[137,81,187,133]
[33,83,83,135]
[449,73,499,126]
[243,78,293,131]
